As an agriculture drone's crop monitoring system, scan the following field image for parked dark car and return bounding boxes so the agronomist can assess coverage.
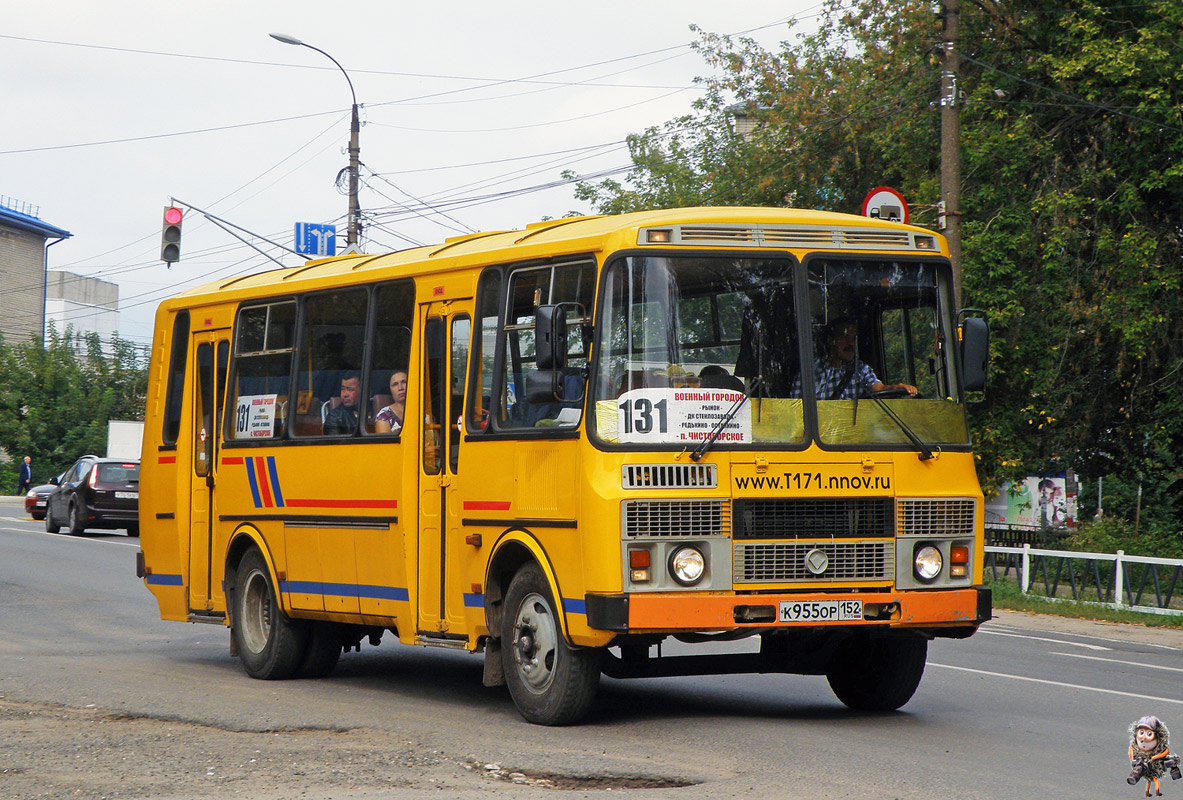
[24,477,60,521]
[45,456,140,536]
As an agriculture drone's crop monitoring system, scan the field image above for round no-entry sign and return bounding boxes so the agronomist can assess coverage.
[860,186,909,224]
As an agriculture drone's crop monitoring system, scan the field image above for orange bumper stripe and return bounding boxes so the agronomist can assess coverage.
[628,589,982,631]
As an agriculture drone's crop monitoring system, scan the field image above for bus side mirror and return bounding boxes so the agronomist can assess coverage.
[535,304,568,371]
[959,316,989,392]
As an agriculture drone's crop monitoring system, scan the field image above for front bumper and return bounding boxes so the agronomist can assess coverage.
[586,587,991,633]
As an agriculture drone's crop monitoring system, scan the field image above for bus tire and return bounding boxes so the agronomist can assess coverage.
[68,501,87,535]
[298,621,343,678]
[232,549,307,680]
[826,635,927,711]
[501,563,601,726]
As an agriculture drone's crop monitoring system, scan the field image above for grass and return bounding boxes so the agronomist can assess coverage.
[986,577,1183,629]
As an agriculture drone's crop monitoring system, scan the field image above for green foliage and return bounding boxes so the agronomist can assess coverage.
[570,0,1183,537]
[1058,517,1183,561]
[0,326,148,485]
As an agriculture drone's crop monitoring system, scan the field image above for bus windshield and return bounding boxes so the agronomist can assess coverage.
[591,254,969,449]
[592,255,805,447]
[804,257,969,448]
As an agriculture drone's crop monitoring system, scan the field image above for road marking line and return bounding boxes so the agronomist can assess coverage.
[979,629,1111,650]
[929,662,1183,705]
[988,623,1181,651]
[1051,652,1183,673]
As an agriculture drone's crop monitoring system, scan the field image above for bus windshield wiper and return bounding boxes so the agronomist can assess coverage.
[690,379,762,462]
[856,376,934,461]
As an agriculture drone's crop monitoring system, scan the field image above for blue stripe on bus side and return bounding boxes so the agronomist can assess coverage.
[266,456,284,507]
[280,581,409,602]
[244,457,263,508]
[146,573,184,586]
[562,597,586,615]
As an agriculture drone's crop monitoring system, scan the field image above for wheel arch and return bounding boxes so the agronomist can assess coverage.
[223,525,281,627]
[484,529,571,644]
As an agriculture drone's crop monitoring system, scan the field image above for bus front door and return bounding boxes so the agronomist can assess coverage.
[417,300,473,638]
[188,331,230,616]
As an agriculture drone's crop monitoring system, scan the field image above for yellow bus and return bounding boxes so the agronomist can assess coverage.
[138,206,991,725]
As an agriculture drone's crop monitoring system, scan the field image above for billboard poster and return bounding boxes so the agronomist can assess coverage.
[985,474,1077,530]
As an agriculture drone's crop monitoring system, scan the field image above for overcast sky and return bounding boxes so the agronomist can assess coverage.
[5,1,822,347]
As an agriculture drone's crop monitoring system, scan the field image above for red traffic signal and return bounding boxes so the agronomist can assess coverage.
[161,206,183,263]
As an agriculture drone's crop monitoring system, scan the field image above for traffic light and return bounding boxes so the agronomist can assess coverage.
[161,206,183,263]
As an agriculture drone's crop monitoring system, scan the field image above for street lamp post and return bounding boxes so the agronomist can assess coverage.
[270,33,361,249]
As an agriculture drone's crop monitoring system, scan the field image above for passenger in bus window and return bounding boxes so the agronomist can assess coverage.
[791,319,917,400]
[323,371,362,435]
[375,370,408,434]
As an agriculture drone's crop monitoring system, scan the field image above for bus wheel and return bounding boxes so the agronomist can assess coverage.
[298,621,343,678]
[232,549,307,680]
[826,635,927,711]
[501,563,601,726]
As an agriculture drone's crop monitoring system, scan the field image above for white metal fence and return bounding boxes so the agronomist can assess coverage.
[985,544,1183,618]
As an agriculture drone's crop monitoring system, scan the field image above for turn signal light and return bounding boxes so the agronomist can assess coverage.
[629,549,651,569]
[950,545,970,578]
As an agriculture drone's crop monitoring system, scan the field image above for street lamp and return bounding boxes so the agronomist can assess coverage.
[270,33,361,249]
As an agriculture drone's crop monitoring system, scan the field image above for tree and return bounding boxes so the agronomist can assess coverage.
[570,0,1183,531]
[0,327,148,487]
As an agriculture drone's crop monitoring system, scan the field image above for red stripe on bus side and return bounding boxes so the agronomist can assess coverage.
[222,457,245,465]
[463,501,511,510]
[158,455,177,464]
[254,458,274,508]
[285,499,398,509]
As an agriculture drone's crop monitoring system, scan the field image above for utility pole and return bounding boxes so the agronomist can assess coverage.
[270,34,362,249]
[939,0,963,308]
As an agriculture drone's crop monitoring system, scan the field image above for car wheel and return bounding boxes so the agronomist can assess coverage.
[126,524,140,538]
[231,549,308,680]
[500,562,601,726]
[31,512,45,521]
[68,501,87,535]
[45,508,60,534]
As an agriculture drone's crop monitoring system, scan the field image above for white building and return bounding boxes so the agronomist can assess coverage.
[44,270,121,345]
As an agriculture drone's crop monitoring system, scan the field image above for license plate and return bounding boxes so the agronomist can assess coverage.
[779,599,863,622]
[34,500,46,507]
[115,491,139,499]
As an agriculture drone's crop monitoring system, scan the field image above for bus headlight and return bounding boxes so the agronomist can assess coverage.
[669,546,706,586]
[913,545,943,582]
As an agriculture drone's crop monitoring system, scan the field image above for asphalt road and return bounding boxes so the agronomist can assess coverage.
[2,495,1181,799]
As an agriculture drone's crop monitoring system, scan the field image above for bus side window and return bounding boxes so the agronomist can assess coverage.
[294,289,368,437]
[229,301,295,441]
[498,260,593,430]
[365,281,414,435]
[467,269,501,433]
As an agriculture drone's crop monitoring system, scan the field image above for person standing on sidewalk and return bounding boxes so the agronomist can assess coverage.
[17,456,32,495]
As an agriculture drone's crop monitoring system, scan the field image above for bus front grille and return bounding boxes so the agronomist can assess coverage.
[733,540,894,583]
[897,498,976,536]
[622,463,718,489]
[733,498,893,539]
[622,499,730,538]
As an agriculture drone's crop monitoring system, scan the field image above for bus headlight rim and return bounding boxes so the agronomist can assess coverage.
[668,545,707,586]
[914,544,943,582]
